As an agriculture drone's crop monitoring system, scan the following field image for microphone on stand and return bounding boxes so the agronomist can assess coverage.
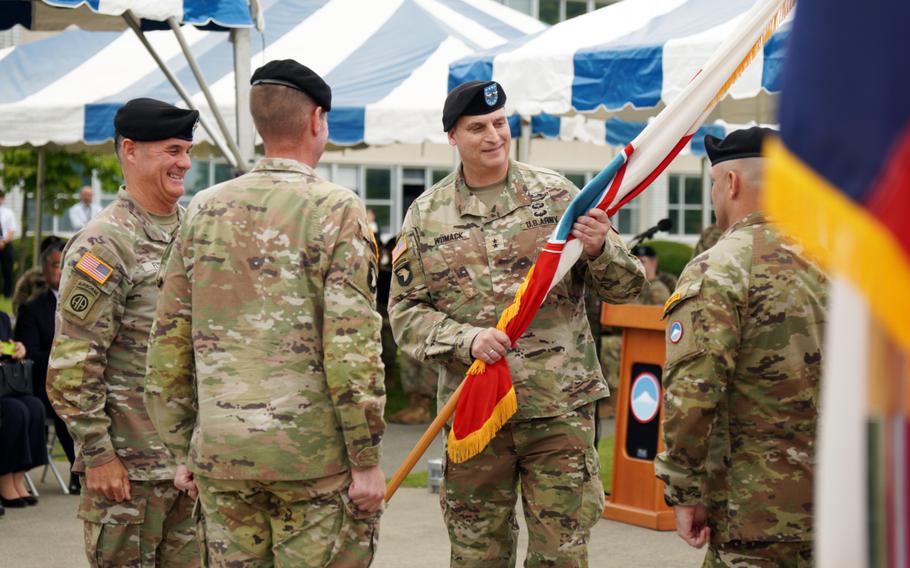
[629,218,673,247]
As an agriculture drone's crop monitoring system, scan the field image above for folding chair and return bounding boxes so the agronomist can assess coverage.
[40,418,70,495]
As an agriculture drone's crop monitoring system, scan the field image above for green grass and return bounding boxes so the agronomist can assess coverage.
[598,436,614,494]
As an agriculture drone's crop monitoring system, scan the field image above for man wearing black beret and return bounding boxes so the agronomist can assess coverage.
[656,127,826,566]
[48,97,200,567]
[145,59,386,566]
[389,80,645,566]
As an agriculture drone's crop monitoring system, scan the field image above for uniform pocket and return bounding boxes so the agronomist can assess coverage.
[79,490,147,567]
[579,446,606,532]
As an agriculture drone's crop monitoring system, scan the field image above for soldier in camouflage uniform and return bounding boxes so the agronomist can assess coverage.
[47,98,200,567]
[692,222,723,257]
[144,60,386,567]
[600,244,671,398]
[389,80,644,567]
[655,128,826,567]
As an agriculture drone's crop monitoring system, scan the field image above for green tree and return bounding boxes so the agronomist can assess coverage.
[0,147,122,268]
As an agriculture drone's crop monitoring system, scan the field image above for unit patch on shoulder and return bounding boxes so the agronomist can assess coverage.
[395,262,413,287]
[669,320,684,344]
[76,252,114,285]
[63,280,103,320]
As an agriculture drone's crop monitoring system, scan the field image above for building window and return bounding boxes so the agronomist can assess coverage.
[668,174,706,235]
[365,167,393,237]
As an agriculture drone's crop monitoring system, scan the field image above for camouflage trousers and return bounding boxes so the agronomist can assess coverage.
[442,403,605,568]
[704,541,813,568]
[195,471,380,567]
[78,479,198,567]
[398,351,436,398]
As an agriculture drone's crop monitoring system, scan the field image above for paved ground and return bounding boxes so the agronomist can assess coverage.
[2,423,704,567]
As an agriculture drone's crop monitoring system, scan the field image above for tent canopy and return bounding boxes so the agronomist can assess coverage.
[449,0,790,147]
[0,0,255,31]
[0,0,543,150]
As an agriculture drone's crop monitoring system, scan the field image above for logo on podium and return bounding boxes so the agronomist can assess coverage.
[630,372,660,424]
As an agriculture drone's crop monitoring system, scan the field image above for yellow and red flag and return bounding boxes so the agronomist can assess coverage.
[764,0,910,564]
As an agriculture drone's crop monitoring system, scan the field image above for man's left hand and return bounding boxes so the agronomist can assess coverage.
[572,209,611,258]
[674,504,710,549]
[173,464,198,500]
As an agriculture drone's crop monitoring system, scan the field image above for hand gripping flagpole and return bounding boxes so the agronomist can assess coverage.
[386,0,795,502]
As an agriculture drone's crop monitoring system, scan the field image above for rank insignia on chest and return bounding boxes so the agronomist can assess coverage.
[396,263,413,287]
[75,252,113,285]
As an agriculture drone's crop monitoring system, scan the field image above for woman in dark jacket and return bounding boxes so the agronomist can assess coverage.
[0,310,45,510]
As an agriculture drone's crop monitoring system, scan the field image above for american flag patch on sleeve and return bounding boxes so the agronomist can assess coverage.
[76,252,114,285]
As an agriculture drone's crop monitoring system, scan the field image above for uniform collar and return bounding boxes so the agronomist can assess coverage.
[453,160,532,219]
[117,187,183,243]
[250,157,317,176]
[723,211,766,236]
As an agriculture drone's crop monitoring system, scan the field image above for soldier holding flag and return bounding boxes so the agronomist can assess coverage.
[389,80,644,567]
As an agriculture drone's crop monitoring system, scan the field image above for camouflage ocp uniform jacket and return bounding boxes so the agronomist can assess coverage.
[144,157,385,481]
[654,212,827,544]
[389,160,645,420]
[48,188,181,480]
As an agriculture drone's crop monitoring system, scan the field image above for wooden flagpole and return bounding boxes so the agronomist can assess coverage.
[385,380,464,502]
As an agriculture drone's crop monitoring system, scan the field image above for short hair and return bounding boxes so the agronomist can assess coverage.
[249,84,320,143]
[40,240,65,267]
[114,132,125,159]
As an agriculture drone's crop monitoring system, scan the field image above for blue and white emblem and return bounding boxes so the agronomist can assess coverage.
[484,83,498,106]
[669,320,684,344]
[630,373,660,424]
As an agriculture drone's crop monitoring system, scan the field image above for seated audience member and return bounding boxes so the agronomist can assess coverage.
[16,241,77,493]
[0,311,45,509]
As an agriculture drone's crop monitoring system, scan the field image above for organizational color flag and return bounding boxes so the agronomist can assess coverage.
[764,0,910,565]
[447,0,796,463]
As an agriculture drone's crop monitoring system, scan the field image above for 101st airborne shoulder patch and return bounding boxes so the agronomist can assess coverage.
[75,252,114,285]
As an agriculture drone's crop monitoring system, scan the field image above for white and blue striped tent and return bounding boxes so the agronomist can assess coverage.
[0,0,255,31]
[450,0,790,154]
[0,0,543,149]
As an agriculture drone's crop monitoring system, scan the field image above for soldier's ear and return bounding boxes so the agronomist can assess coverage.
[727,169,741,200]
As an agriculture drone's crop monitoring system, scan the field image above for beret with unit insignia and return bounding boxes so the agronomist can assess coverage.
[114,98,199,142]
[442,80,507,132]
[251,59,332,111]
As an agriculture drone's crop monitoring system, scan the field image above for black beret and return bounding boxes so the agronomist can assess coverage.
[443,80,506,132]
[704,126,777,166]
[631,245,657,258]
[251,59,332,111]
[114,98,198,142]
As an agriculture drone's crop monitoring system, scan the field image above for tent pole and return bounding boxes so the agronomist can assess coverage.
[167,17,246,171]
[231,28,254,170]
[122,11,239,170]
[33,148,45,268]
[519,116,531,162]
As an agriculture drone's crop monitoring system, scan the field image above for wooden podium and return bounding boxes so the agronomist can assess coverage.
[600,304,675,531]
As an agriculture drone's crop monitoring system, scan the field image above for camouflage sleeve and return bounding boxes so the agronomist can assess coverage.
[323,195,386,469]
[653,273,742,506]
[583,229,646,303]
[388,209,485,366]
[144,232,196,464]
[47,238,127,468]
